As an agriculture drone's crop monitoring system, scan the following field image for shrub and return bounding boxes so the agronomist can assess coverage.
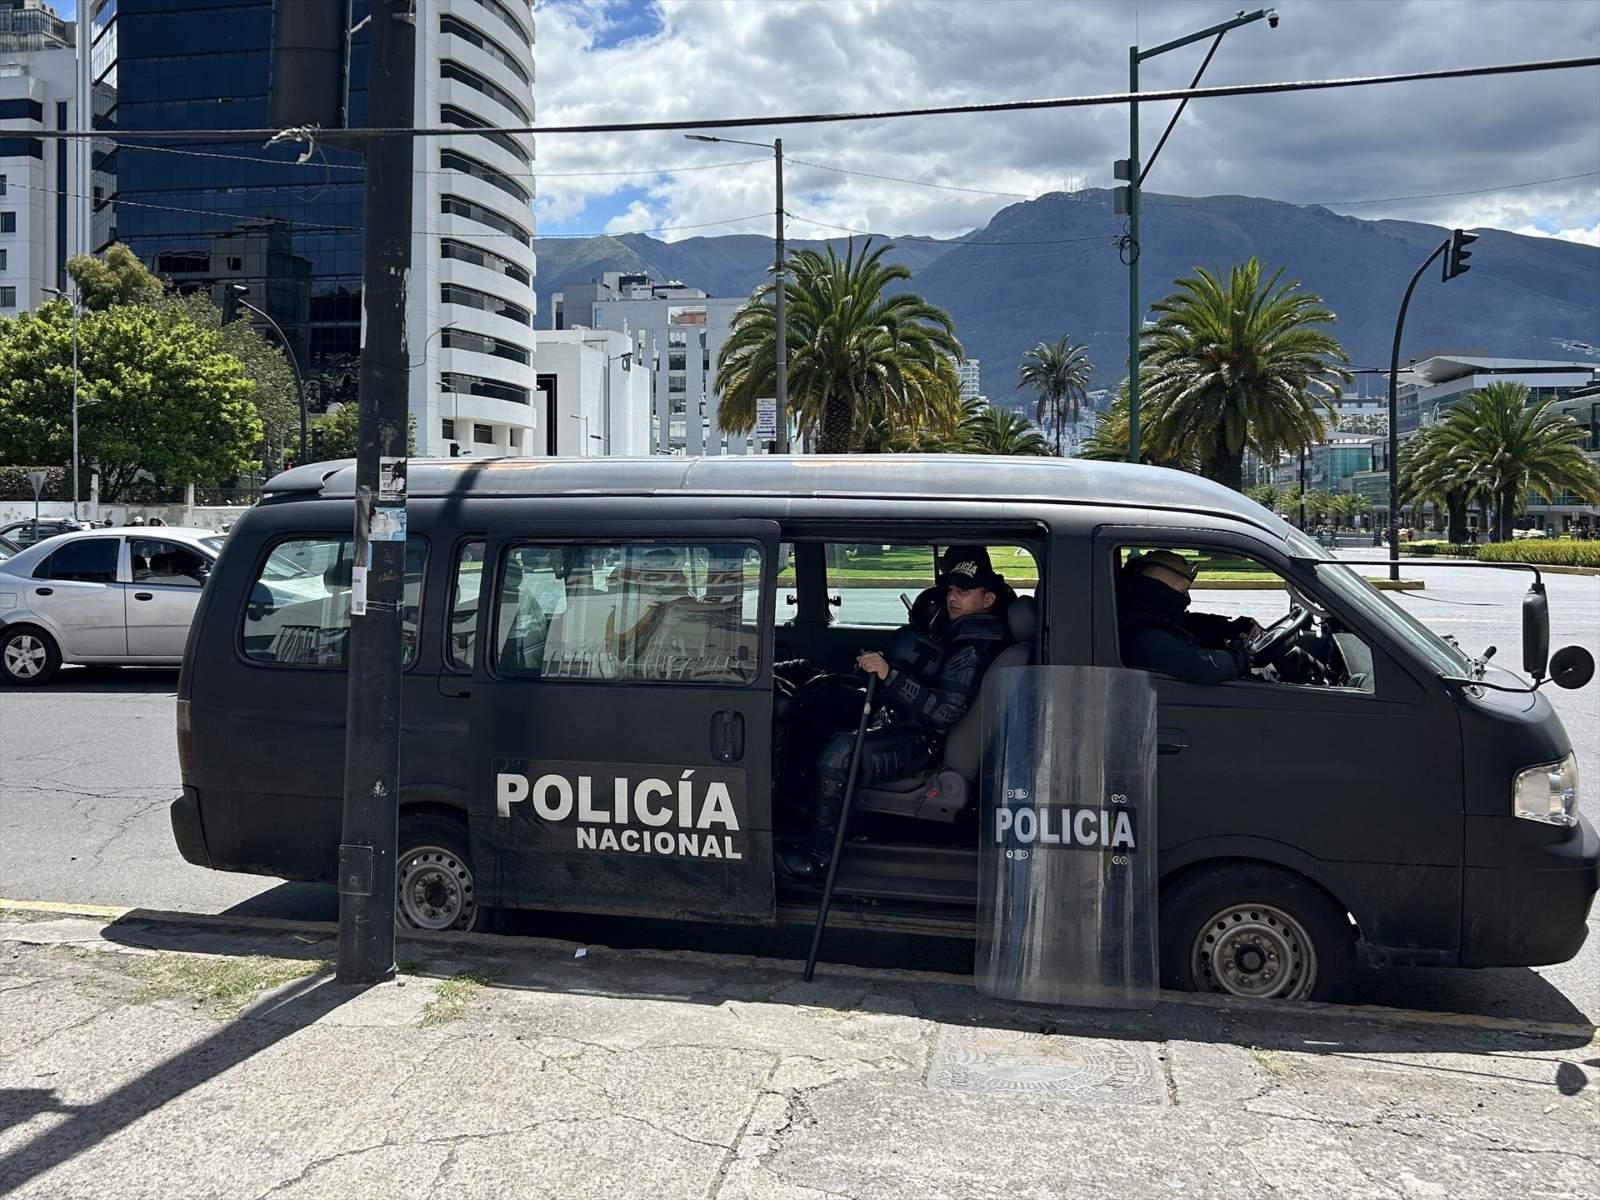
[1476,540,1600,569]
[1399,541,1476,558]
[0,465,69,501]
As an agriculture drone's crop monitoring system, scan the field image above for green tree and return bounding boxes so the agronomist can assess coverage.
[1424,382,1600,541]
[312,402,418,460]
[1017,336,1091,456]
[158,291,300,451]
[1079,382,1196,469]
[716,238,963,453]
[67,243,164,311]
[1140,258,1351,491]
[1244,483,1300,516]
[959,404,1053,456]
[0,300,262,500]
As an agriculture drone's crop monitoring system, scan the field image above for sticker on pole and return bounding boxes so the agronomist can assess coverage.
[369,505,407,542]
[350,565,368,616]
[25,470,48,499]
[755,398,777,441]
[378,457,407,502]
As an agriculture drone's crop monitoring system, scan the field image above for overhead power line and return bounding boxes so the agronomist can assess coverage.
[26,55,1600,143]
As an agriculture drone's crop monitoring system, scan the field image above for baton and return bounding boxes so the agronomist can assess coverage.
[802,672,879,982]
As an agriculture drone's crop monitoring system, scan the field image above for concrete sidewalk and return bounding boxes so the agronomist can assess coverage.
[1,907,1596,1200]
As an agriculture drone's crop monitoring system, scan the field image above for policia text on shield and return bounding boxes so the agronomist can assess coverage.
[169,456,1597,1003]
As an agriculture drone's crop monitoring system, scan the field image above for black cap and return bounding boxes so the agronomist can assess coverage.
[937,545,1003,591]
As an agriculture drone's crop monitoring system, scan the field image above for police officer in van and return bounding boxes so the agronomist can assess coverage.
[1119,550,1260,685]
[778,546,1010,879]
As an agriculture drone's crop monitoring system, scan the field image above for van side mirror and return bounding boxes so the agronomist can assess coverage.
[1522,583,1549,681]
[1548,645,1595,691]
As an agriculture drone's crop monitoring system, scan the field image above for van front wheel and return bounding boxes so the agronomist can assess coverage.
[1160,864,1356,1002]
[396,815,481,934]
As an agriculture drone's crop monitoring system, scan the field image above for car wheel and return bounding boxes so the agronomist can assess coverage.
[1,625,61,687]
[1160,863,1357,1003]
[396,814,483,934]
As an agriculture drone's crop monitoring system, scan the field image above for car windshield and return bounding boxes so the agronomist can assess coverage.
[201,536,227,554]
[1312,560,1470,676]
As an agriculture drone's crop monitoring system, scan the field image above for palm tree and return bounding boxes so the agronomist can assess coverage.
[1080,382,1198,470]
[1140,258,1351,491]
[1017,337,1092,455]
[1423,382,1600,541]
[1399,424,1480,542]
[716,238,963,453]
[960,405,1053,456]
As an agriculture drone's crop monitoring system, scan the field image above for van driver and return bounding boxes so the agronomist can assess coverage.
[1118,550,1261,685]
[777,546,1010,879]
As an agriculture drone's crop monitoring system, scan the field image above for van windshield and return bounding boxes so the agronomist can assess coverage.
[1312,560,1470,676]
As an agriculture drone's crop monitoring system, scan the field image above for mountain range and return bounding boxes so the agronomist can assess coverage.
[533,189,1600,412]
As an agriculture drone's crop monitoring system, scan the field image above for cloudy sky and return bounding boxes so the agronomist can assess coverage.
[528,0,1600,246]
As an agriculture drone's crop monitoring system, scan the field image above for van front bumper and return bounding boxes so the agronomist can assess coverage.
[1461,813,1599,967]
[170,786,212,869]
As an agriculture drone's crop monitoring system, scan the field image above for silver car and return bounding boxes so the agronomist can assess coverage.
[0,527,227,686]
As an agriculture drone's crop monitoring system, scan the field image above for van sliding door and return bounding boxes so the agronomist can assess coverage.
[468,519,780,924]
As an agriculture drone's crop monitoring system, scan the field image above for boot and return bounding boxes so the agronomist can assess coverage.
[775,783,844,881]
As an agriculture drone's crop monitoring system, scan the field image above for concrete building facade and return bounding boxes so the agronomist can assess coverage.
[558,272,752,456]
[0,0,85,314]
[527,327,651,458]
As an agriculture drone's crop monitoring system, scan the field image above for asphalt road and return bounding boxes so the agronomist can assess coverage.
[2,558,1596,1023]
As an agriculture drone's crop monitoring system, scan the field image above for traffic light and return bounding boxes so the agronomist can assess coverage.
[1444,228,1477,281]
[311,427,325,459]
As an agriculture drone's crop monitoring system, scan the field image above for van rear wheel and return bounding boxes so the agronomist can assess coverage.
[396,815,482,934]
[1160,864,1356,1002]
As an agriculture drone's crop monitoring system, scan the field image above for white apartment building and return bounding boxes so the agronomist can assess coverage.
[559,272,753,456]
[0,0,85,314]
[956,357,981,403]
[526,327,652,457]
[407,0,539,457]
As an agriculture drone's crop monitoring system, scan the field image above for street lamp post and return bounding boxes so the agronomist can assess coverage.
[1121,8,1278,463]
[42,286,80,519]
[230,284,308,463]
[685,133,787,453]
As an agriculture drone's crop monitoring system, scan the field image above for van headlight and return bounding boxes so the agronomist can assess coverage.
[1514,753,1579,827]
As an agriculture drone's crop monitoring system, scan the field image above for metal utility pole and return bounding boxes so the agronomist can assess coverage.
[42,287,81,518]
[685,132,788,452]
[338,0,415,986]
[231,285,309,463]
[1385,229,1475,581]
[1118,9,1278,462]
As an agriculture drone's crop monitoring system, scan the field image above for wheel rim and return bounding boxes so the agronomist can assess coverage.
[396,844,477,932]
[1191,902,1317,1000]
[4,635,47,680]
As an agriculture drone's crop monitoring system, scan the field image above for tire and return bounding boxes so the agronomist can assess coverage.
[396,813,484,934]
[1,625,61,687]
[1160,863,1357,1003]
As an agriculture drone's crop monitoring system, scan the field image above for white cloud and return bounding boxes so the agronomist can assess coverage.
[531,0,1600,243]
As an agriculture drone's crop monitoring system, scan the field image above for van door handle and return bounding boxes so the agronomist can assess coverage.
[134,592,153,601]
[712,711,744,763]
[1157,727,1188,755]
[34,587,52,596]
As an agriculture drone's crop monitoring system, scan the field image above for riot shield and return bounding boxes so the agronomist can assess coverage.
[975,665,1159,1008]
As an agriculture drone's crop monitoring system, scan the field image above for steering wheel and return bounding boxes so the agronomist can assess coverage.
[1245,606,1313,666]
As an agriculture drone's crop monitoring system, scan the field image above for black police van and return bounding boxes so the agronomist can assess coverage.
[172,455,1598,1001]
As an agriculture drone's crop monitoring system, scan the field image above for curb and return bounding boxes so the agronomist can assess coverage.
[4,899,1594,1042]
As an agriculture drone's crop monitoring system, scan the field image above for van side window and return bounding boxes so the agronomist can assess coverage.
[36,537,119,584]
[1115,546,1377,693]
[242,536,427,669]
[824,542,1040,628]
[447,540,485,670]
[495,541,762,684]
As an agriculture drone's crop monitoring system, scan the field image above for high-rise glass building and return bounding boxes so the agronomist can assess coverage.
[88,0,536,457]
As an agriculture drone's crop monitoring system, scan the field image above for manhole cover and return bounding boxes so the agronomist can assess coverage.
[927,1027,1165,1104]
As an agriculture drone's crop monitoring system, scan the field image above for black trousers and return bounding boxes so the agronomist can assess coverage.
[811,725,938,853]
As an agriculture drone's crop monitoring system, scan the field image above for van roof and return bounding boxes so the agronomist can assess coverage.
[264,455,1289,535]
